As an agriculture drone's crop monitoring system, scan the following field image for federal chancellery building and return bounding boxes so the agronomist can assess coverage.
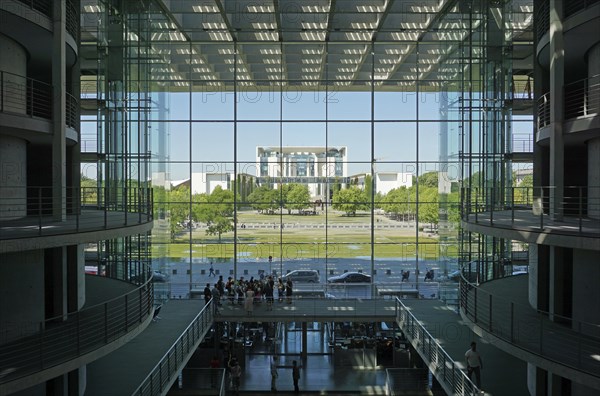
[0,0,598,395]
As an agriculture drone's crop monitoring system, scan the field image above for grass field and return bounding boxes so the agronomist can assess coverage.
[151,210,458,260]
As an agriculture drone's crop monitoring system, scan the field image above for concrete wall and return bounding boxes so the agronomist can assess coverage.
[0,33,28,219]
[528,244,539,309]
[571,249,600,338]
[0,250,45,344]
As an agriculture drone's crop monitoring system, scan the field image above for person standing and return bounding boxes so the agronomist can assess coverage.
[286,279,293,304]
[229,357,242,395]
[203,283,212,305]
[245,286,255,316]
[292,360,300,393]
[270,355,279,392]
[465,341,483,389]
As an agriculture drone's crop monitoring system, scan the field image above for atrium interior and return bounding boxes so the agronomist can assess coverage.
[0,0,599,395]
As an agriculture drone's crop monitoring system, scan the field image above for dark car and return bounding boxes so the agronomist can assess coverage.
[327,272,372,283]
[152,271,169,282]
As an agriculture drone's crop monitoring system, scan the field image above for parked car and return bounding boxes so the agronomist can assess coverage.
[152,270,169,283]
[281,270,320,283]
[327,272,372,283]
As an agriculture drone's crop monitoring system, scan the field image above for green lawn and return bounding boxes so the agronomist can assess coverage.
[151,210,458,260]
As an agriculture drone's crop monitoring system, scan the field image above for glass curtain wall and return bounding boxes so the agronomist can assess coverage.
[459,0,534,278]
[83,0,153,282]
[141,3,507,298]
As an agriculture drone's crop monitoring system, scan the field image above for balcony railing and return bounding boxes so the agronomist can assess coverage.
[0,271,154,388]
[537,74,600,129]
[462,186,600,234]
[0,186,153,240]
[0,71,79,131]
[458,266,600,378]
[395,298,480,395]
[536,0,599,38]
[14,0,78,39]
[132,300,217,396]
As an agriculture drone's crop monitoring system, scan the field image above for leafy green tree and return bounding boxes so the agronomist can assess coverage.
[418,187,439,226]
[199,186,234,242]
[286,184,311,213]
[248,185,279,213]
[332,187,366,216]
[418,172,438,188]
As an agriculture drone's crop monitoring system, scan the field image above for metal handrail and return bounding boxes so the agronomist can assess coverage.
[0,186,154,240]
[395,297,480,395]
[565,0,600,18]
[537,74,600,129]
[462,185,600,234]
[0,70,52,120]
[131,300,216,396]
[14,0,51,16]
[66,91,79,130]
[0,270,154,387]
[458,265,600,377]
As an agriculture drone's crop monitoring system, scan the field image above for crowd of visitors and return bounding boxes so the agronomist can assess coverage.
[205,274,294,315]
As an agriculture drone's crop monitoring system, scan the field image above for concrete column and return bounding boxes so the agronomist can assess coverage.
[549,0,564,220]
[52,0,67,221]
[0,34,28,220]
[0,33,27,114]
[528,244,539,308]
[588,137,600,219]
[548,246,571,321]
[0,135,27,219]
[301,322,308,360]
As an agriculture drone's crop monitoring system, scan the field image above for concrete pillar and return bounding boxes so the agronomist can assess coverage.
[528,244,539,308]
[0,33,27,114]
[0,34,28,220]
[52,0,67,221]
[571,249,600,338]
[549,0,564,220]
[0,135,27,219]
[587,137,600,219]
[301,322,308,360]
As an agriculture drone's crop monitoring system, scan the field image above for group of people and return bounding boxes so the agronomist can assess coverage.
[203,274,295,315]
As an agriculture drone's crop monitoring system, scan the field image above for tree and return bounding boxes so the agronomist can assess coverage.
[248,185,278,213]
[286,184,311,213]
[418,187,439,226]
[199,186,234,242]
[332,187,366,216]
[418,171,438,188]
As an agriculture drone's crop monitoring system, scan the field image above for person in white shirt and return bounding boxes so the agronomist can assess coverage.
[270,355,279,391]
[465,341,483,389]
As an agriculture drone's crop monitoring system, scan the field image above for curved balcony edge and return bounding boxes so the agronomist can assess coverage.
[461,216,600,251]
[0,218,154,254]
[459,307,600,391]
[0,313,154,396]
[459,275,600,391]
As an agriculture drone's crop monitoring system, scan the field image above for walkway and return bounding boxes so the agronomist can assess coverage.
[83,297,529,395]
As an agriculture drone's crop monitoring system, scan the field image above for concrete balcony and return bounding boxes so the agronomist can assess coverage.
[460,275,600,390]
[0,275,155,395]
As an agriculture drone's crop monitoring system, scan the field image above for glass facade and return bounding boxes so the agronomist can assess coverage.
[79,0,533,299]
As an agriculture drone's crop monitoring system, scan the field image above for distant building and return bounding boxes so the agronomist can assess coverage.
[256,146,348,198]
[351,172,413,195]
[171,173,255,195]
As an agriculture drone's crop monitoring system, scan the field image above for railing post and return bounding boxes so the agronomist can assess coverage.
[104,303,108,343]
[540,187,544,229]
[104,186,108,229]
[489,294,493,332]
[38,187,42,235]
[578,186,583,232]
[511,187,515,224]
[474,287,478,323]
[0,71,3,112]
[124,186,128,226]
[490,187,494,226]
[539,313,543,355]
[510,302,514,343]
[475,190,478,223]
[125,294,129,332]
[139,288,143,323]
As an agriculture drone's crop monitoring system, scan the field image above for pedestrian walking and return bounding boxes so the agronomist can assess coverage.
[286,279,293,304]
[465,341,483,389]
[209,261,215,277]
[292,360,300,393]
